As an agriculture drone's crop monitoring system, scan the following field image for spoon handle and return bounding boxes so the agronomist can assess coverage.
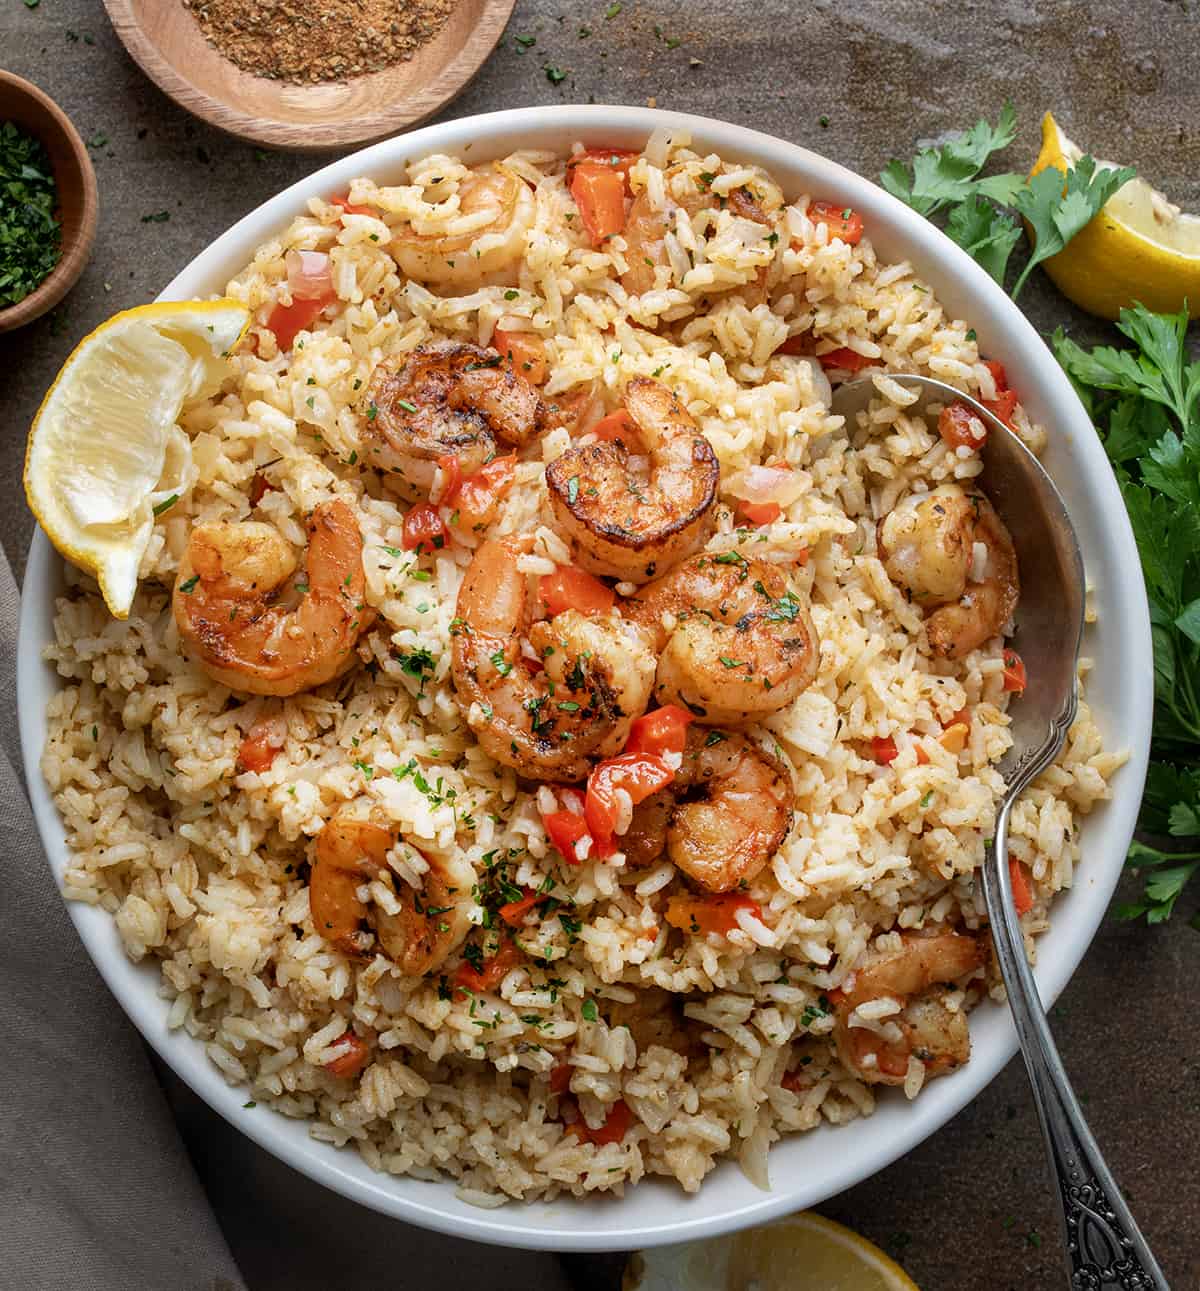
[984,821,1169,1290]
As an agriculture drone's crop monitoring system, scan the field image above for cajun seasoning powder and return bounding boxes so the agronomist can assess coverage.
[182,0,457,84]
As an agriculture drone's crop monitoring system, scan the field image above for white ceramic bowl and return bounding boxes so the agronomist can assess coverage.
[18,106,1152,1252]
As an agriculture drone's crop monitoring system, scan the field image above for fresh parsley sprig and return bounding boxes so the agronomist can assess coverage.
[882,107,1134,299]
[1052,303,1200,926]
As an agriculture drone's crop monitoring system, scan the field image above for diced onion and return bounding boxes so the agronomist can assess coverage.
[285,249,333,301]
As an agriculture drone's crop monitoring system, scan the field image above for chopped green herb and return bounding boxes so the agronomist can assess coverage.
[152,494,178,517]
[0,122,61,306]
[141,210,170,223]
[581,999,598,1021]
[178,575,199,594]
[605,2,622,17]
[544,64,568,84]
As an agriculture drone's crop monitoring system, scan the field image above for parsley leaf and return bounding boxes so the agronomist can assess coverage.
[1009,157,1135,299]
[944,194,1022,285]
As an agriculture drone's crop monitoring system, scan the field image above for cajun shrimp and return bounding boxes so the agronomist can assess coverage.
[173,499,372,697]
[878,484,1019,661]
[451,537,656,782]
[545,378,719,584]
[621,164,774,297]
[362,339,541,491]
[622,727,794,892]
[831,929,985,1087]
[628,550,819,725]
[310,817,475,976]
[391,165,535,290]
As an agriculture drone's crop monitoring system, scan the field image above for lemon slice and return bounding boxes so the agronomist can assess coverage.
[25,299,249,617]
[624,1212,920,1291]
[1030,112,1200,320]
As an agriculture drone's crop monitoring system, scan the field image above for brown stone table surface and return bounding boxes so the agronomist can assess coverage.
[2,2,1196,1287]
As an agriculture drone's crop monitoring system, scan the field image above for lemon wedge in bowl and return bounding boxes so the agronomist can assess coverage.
[623,1212,920,1291]
[1030,112,1200,320]
[24,299,249,618]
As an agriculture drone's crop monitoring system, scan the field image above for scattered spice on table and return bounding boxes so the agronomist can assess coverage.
[0,121,61,308]
[182,0,456,84]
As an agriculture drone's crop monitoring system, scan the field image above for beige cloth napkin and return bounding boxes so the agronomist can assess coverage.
[0,547,248,1291]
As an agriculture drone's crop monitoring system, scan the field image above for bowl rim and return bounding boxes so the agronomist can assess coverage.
[17,104,1153,1251]
[100,0,518,151]
[0,70,98,333]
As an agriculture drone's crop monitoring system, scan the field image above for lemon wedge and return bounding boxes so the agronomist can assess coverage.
[24,299,249,618]
[1030,112,1200,320]
[623,1212,921,1291]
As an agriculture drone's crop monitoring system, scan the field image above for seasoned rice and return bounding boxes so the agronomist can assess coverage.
[40,132,1126,1203]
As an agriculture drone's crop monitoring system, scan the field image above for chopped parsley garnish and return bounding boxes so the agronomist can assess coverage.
[490,649,512,676]
[178,575,199,594]
[581,999,598,1022]
[0,122,61,306]
[152,494,178,517]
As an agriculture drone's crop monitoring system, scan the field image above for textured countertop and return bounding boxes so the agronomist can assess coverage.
[3,1,1197,1287]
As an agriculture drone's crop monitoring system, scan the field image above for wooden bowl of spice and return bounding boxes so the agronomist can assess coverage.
[0,72,98,334]
[102,0,517,151]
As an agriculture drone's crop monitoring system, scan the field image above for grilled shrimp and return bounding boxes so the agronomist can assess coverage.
[391,166,535,290]
[831,929,985,1087]
[173,500,372,697]
[619,727,794,892]
[628,551,819,725]
[451,538,656,782]
[878,484,1019,661]
[362,340,541,491]
[310,817,474,976]
[545,378,719,584]
[621,164,772,296]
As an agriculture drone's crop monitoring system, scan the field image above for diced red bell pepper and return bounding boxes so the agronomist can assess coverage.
[1009,857,1034,915]
[543,810,589,865]
[589,408,637,442]
[493,329,548,385]
[324,1030,370,1078]
[549,1062,572,1094]
[982,359,1009,391]
[818,347,880,374]
[938,401,988,452]
[331,192,376,217]
[809,200,864,245]
[238,724,281,773]
[456,454,518,531]
[249,472,274,506]
[738,499,782,525]
[570,1098,633,1146]
[775,332,815,356]
[625,705,693,759]
[499,887,544,927]
[540,565,615,616]
[435,454,463,506]
[980,359,1018,429]
[454,939,522,994]
[402,503,448,553]
[567,148,641,193]
[585,753,675,851]
[1002,648,1027,693]
[265,290,335,352]
[871,735,899,765]
[664,893,763,937]
[570,163,627,246]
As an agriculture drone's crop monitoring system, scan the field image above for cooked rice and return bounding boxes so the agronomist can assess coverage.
[40,133,1126,1203]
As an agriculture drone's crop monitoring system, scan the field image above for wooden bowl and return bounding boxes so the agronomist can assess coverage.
[0,72,98,334]
[102,0,517,151]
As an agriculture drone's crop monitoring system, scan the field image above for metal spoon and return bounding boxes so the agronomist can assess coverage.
[831,374,1168,1290]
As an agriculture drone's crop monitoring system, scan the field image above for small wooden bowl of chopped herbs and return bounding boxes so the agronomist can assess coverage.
[102,0,517,152]
[0,72,98,334]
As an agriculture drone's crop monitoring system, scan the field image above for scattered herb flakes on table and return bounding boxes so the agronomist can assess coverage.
[1053,304,1200,927]
[0,121,62,308]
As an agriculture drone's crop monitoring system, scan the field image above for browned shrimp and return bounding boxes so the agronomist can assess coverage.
[362,340,541,491]
[450,538,656,782]
[390,166,534,290]
[628,551,819,725]
[831,929,985,1087]
[545,378,719,584]
[173,499,372,697]
[310,817,474,975]
[617,727,794,892]
[878,484,1019,661]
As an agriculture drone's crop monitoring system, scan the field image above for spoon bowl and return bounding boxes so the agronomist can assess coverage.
[831,373,1166,1289]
